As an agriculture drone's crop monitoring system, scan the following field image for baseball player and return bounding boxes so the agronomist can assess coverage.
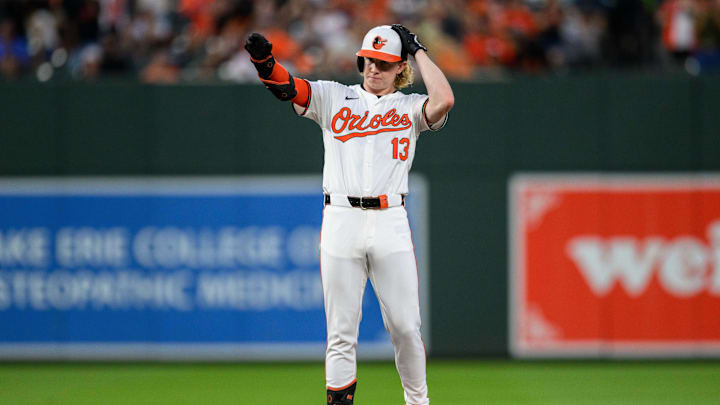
[245,24,453,405]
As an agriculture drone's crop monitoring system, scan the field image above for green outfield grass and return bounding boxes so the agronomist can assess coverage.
[0,360,718,405]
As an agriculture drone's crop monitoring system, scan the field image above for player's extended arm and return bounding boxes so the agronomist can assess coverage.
[244,33,309,108]
[391,25,454,125]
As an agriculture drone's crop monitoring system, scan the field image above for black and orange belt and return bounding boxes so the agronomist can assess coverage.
[324,194,405,209]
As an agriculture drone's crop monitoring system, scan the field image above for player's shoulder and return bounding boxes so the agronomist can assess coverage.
[309,80,358,99]
[391,90,428,106]
[399,91,429,101]
[310,80,352,92]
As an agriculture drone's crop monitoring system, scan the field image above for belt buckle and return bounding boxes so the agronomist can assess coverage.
[359,197,368,210]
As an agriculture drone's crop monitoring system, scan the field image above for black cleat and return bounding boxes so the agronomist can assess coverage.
[327,381,356,405]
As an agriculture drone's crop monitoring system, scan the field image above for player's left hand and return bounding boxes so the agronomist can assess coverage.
[391,24,427,56]
[245,33,273,60]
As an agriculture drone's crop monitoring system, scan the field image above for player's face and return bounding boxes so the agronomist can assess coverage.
[362,57,405,95]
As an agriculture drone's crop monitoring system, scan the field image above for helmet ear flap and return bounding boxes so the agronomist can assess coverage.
[357,56,364,73]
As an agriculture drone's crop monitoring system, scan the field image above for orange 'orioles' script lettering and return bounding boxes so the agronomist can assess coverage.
[332,107,411,142]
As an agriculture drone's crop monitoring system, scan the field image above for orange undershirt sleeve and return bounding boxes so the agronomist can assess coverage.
[292,77,310,108]
[265,60,289,83]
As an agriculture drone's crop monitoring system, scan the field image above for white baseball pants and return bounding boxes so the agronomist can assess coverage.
[320,204,429,405]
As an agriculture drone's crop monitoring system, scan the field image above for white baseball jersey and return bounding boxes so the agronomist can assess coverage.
[293,81,447,197]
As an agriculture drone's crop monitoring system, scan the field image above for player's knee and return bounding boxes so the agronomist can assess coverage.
[388,321,421,342]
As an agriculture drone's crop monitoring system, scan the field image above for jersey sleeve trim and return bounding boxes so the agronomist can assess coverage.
[422,98,448,132]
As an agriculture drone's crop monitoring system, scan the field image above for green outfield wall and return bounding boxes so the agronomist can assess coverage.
[2,75,719,356]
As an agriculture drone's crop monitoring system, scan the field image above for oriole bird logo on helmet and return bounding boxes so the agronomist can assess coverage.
[356,26,405,74]
[372,36,387,50]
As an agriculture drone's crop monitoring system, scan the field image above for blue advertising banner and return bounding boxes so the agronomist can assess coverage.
[0,177,428,360]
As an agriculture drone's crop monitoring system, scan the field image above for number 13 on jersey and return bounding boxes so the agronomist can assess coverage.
[392,137,410,161]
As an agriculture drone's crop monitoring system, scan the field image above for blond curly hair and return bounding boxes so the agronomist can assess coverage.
[394,63,414,89]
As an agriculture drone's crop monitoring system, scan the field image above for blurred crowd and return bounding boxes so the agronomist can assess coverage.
[1,0,720,83]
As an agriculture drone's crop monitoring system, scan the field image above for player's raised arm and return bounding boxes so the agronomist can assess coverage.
[244,33,310,109]
[391,24,454,125]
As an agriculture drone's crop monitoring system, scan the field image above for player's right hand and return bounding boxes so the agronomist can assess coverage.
[245,33,272,60]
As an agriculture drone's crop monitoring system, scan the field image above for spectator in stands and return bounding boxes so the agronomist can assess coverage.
[463,13,516,68]
[658,0,698,63]
[693,0,720,71]
[560,4,606,69]
[0,18,29,79]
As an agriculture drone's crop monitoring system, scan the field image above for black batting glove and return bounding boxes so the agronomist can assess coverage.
[391,24,427,56]
[245,32,275,79]
[245,33,273,60]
